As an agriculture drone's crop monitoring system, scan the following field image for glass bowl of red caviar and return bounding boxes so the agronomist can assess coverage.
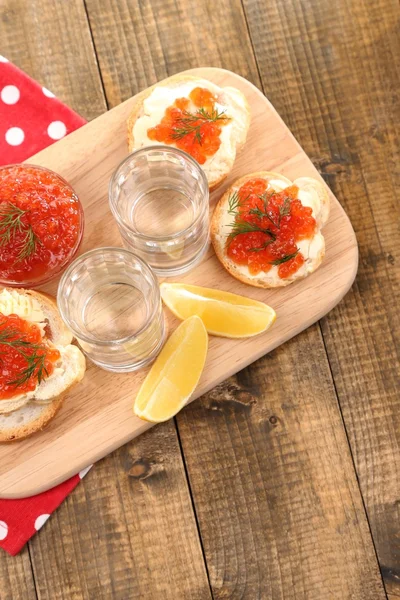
[0,164,84,287]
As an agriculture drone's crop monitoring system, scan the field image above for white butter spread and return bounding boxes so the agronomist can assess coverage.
[0,288,45,324]
[297,188,320,217]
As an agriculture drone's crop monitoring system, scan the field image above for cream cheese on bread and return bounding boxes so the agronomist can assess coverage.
[213,183,324,285]
[131,79,249,184]
[0,289,86,440]
[0,361,64,414]
[0,290,69,414]
[0,289,46,413]
[211,172,330,288]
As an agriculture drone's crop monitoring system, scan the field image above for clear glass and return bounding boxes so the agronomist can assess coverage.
[109,146,210,276]
[57,247,165,372]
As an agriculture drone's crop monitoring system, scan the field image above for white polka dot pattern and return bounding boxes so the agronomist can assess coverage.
[34,514,50,531]
[79,465,93,479]
[1,85,20,105]
[47,120,66,140]
[5,127,24,146]
[42,86,55,98]
[0,521,8,541]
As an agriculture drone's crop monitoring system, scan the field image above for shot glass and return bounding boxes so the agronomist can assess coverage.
[57,247,165,372]
[109,146,210,276]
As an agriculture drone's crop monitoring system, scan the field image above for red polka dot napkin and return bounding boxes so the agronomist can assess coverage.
[0,56,92,555]
[0,55,85,165]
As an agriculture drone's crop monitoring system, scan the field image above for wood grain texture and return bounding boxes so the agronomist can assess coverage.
[0,1,395,599]
[0,548,36,600]
[177,327,386,599]
[84,0,260,107]
[0,68,357,498]
[242,0,400,594]
[0,0,106,120]
[28,422,211,600]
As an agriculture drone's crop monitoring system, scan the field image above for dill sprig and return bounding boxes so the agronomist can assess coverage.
[248,239,275,253]
[247,193,293,228]
[278,196,291,226]
[228,220,276,241]
[0,327,37,347]
[171,107,229,145]
[269,249,299,266]
[226,188,300,265]
[0,326,48,386]
[0,203,41,262]
[0,203,26,246]
[227,191,251,216]
[8,352,48,387]
[248,193,279,228]
[180,107,229,125]
[16,227,42,263]
[228,191,241,215]
[226,191,278,241]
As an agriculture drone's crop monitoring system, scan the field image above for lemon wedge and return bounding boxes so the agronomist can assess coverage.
[134,315,208,423]
[160,283,276,338]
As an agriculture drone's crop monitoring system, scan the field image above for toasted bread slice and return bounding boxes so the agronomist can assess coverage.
[0,346,85,442]
[211,172,330,288]
[0,288,80,415]
[0,395,64,442]
[0,289,86,440]
[127,75,251,191]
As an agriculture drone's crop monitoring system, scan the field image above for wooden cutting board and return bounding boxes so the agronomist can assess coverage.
[0,68,358,498]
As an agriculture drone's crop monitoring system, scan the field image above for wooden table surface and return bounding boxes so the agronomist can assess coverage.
[0,0,399,598]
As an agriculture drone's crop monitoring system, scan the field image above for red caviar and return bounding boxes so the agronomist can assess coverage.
[147,87,229,164]
[0,164,84,286]
[226,178,316,279]
[0,314,60,400]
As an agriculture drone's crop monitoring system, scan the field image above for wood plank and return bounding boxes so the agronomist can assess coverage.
[241,0,400,594]
[84,0,260,106]
[1,1,211,598]
[178,327,386,599]
[85,1,387,598]
[0,0,106,120]
[29,423,212,600]
[0,67,357,498]
[0,548,37,600]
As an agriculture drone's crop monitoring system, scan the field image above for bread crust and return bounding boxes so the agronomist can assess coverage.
[0,288,75,416]
[126,75,251,191]
[0,394,65,442]
[0,392,63,443]
[211,172,329,288]
[0,349,85,441]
